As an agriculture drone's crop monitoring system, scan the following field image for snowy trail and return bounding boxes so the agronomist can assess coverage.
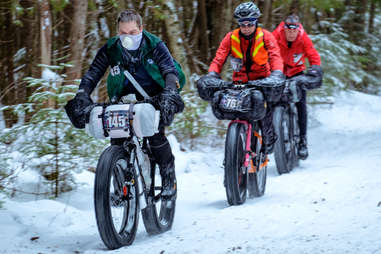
[1,91,381,254]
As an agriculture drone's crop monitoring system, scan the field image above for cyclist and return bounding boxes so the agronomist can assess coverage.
[272,14,322,160]
[207,1,285,154]
[65,9,184,200]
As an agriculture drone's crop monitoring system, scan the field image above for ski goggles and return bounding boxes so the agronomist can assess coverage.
[284,23,299,29]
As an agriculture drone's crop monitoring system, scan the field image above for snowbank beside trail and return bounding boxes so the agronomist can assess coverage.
[313,90,381,132]
[1,90,381,254]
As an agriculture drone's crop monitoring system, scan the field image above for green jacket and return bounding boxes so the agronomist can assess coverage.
[106,30,186,99]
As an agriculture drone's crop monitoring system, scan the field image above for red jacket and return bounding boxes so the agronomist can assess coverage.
[209,28,283,83]
[272,22,321,77]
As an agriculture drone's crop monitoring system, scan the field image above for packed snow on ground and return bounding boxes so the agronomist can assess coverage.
[1,90,381,254]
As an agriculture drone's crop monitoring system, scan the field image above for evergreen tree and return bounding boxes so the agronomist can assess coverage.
[0,65,108,198]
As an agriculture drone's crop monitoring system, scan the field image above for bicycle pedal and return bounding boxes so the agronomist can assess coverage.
[248,160,256,173]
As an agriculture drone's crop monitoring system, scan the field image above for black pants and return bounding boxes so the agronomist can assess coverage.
[295,88,307,137]
[110,123,174,175]
[148,123,175,175]
[259,103,276,145]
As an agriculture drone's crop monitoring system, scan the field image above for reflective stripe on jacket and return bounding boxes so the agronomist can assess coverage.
[209,27,283,83]
[230,28,268,66]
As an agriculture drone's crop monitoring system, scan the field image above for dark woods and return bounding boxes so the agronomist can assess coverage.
[0,0,380,127]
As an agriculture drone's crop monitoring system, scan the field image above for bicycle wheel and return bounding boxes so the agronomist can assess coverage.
[248,126,267,197]
[94,145,139,250]
[291,105,300,168]
[142,162,176,235]
[225,122,248,206]
[273,106,295,174]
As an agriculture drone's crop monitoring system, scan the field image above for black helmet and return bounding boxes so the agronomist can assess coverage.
[234,2,261,21]
[284,14,300,29]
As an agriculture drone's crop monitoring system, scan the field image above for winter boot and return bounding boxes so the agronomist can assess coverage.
[298,136,308,160]
[261,133,277,154]
[160,158,177,201]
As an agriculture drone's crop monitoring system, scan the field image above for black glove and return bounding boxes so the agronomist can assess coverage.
[197,73,231,101]
[159,87,185,126]
[165,73,180,90]
[303,65,323,90]
[64,91,94,129]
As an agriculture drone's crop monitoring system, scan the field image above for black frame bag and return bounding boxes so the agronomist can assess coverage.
[211,88,266,121]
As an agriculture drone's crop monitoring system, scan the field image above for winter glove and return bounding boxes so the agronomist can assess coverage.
[197,73,231,101]
[64,91,94,129]
[159,87,185,126]
[165,73,180,90]
[248,70,286,87]
[303,65,323,90]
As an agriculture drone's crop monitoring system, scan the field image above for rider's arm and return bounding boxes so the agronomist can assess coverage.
[153,41,178,84]
[263,30,283,72]
[208,32,233,74]
[78,44,110,95]
[302,33,321,66]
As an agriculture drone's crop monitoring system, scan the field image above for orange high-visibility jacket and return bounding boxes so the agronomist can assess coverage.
[209,27,283,83]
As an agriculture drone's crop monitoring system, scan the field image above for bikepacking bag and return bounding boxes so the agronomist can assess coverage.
[256,78,285,103]
[211,88,266,121]
[85,103,160,139]
[196,75,226,101]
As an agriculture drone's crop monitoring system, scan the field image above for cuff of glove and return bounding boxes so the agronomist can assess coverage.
[207,71,221,79]
[165,73,179,90]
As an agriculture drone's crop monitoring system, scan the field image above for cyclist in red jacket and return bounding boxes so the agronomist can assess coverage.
[272,14,322,159]
[208,2,284,154]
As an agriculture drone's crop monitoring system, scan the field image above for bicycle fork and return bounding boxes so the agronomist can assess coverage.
[123,138,148,209]
[228,120,253,169]
[228,120,268,173]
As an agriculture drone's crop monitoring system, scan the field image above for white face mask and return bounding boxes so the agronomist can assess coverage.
[120,33,143,50]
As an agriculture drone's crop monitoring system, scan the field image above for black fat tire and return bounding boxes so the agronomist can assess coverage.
[94,145,139,250]
[225,123,248,206]
[142,164,176,235]
[273,106,298,174]
[248,126,267,198]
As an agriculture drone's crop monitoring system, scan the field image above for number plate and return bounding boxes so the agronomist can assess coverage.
[220,96,242,110]
[104,111,129,130]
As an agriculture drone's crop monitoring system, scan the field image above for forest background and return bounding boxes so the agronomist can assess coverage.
[0,0,380,197]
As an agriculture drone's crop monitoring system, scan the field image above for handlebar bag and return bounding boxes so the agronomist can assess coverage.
[211,88,266,121]
[196,75,225,101]
[86,103,160,139]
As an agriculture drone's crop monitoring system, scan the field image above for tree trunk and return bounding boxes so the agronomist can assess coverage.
[39,0,52,68]
[0,0,16,126]
[197,0,209,63]
[67,0,88,82]
[163,1,191,82]
[368,0,376,34]
[208,0,228,61]
[262,0,273,29]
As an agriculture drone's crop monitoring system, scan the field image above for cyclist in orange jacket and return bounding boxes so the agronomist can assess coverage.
[208,2,284,154]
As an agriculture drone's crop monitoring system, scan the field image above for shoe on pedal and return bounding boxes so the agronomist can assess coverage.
[161,171,177,201]
[261,134,277,155]
[298,136,308,160]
